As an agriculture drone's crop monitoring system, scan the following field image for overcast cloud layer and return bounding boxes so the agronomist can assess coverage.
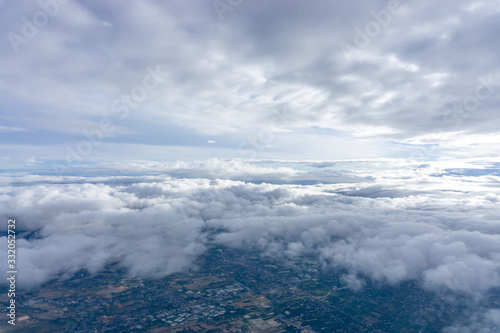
[1,0,500,165]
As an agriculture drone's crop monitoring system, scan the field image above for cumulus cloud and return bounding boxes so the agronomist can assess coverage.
[1,159,499,333]
[1,161,499,298]
[1,180,209,287]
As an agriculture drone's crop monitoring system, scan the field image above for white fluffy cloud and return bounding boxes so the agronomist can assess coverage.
[1,160,499,333]
[1,161,499,300]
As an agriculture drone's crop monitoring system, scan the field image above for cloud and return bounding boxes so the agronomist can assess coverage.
[443,309,500,332]
[1,1,499,329]
[0,125,30,133]
[0,159,499,333]
[0,179,209,287]
[340,274,366,292]
[2,0,500,162]
[1,161,499,299]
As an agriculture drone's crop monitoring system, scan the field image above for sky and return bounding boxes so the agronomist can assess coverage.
[1,1,500,331]
[1,0,500,170]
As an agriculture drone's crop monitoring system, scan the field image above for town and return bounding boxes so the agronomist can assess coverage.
[1,246,494,332]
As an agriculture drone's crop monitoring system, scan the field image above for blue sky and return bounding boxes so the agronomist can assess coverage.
[1,0,500,172]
